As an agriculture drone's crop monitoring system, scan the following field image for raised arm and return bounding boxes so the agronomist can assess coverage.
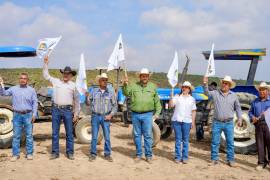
[0,77,13,96]
[203,76,214,98]
[43,56,57,83]
[122,76,132,96]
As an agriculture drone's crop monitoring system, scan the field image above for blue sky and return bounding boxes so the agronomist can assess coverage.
[0,0,269,81]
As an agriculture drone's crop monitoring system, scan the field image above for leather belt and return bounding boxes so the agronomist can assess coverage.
[132,111,153,114]
[53,103,73,110]
[92,112,111,116]
[14,110,32,114]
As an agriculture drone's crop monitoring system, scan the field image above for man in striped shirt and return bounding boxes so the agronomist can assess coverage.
[204,75,242,167]
[86,73,117,162]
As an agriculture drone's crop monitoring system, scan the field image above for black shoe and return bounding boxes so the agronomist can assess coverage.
[104,155,113,162]
[89,155,96,162]
[67,154,74,160]
[50,154,59,160]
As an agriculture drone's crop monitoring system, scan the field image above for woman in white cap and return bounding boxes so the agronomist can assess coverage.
[169,81,196,164]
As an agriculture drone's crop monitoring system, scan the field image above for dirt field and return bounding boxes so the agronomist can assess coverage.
[0,121,269,180]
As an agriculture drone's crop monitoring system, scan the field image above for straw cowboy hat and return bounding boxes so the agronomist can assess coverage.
[220,75,236,89]
[136,68,152,76]
[60,66,77,76]
[96,73,108,83]
[255,82,270,91]
[182,81,194,91]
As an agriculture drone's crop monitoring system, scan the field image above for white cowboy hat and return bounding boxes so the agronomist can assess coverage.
[96,73,108,83]
[220,75,236,89]
[256,82,270,91]
[136,68,151,76]
[182,81,194,91]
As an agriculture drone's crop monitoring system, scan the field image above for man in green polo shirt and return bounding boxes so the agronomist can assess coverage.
[123,68,161,164]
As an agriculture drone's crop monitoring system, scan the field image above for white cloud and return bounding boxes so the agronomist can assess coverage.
[0,2,97,69]
[139,1,270,81]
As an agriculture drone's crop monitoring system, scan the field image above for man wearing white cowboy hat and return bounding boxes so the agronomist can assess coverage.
[249,82,270,171]
[203,75,242,167]
[123,68,161,164]
[86,73,117,162]
[43,56,80,160]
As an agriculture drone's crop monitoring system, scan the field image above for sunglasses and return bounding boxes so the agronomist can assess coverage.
[182,86,190,89]
[222,82,230,85]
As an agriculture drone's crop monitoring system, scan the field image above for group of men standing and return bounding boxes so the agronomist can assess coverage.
[0,56,269,171]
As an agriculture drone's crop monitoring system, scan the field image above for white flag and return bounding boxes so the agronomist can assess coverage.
[264,108,270,133]
[36,36,62,58]
[205,43,215,77]
[76,53,87,95]
[167,51,179,87]
[107,34,125,71]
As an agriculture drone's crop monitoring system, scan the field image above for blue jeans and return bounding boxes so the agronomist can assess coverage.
[91,114,111,156]
[12,112,33,156]
[131,112,153,158]
[211,119,234,162]
[172,121,191,161]
[51,107,74,155]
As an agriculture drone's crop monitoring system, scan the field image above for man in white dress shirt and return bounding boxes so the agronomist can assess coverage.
[43,56,80,160]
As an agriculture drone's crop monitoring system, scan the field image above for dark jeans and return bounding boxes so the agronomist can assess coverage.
[255,121,270,165]
[51,107,74,155]
[90,114,111,156]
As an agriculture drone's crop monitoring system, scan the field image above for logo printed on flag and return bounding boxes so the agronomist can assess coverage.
[107,34,125,71]
[205,43,215,77]
[37,36,62,59]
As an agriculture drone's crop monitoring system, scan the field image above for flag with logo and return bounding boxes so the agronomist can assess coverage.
[76,53,87,95]
[107,34,125,71]
[205,43,215,77]
[36,36,62,58]
[167,51,179,87]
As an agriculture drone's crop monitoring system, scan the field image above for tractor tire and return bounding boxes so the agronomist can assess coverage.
[155,120,172,139]
[0,106,13,135]
[0,131,13,149]
[132,122,161,147]
[75,116,103,145]
[218,92,257,154]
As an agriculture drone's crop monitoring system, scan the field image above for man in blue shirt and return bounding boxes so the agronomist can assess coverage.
[249,82,270,171]
[0,73,38,162]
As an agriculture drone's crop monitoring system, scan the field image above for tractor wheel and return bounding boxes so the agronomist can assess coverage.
[132,122,161,147]
[0,131,13,149]
[75,116,103,145]
[0,106,13,135]
[155,120,172,139]
[219,92,257,154]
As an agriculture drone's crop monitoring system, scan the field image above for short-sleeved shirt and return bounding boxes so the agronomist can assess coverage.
[172,94,197,123]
